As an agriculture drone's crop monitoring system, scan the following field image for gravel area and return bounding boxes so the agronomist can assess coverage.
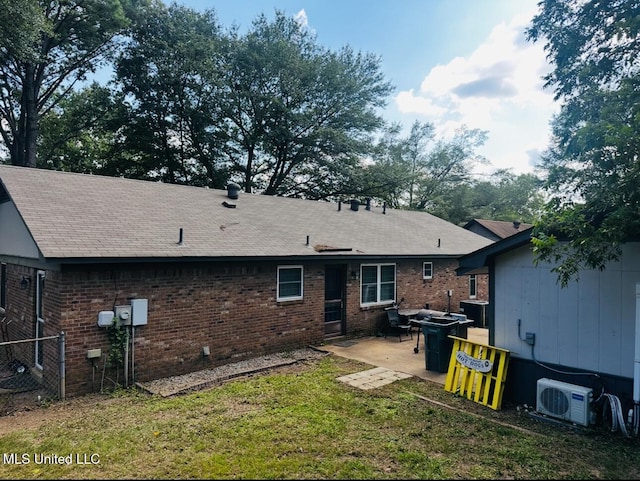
[136,347,330,397]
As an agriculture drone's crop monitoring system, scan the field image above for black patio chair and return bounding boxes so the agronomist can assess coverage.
[384,307,412,342]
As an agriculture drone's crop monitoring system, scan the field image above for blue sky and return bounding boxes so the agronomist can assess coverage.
[177,1,558,177]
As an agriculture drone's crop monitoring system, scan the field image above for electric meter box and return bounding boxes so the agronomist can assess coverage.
[114,305,132,325]
[131,298,148,326]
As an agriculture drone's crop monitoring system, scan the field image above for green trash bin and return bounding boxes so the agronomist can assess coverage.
[422,318,458,373]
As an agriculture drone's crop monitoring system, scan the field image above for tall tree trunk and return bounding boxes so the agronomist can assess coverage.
[15,63,38,168]
[244,146,254,193]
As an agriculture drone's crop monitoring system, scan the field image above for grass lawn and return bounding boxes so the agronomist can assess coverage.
[0,355,638,479]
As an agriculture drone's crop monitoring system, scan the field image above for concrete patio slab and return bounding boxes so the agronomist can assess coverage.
[317,328,489,386]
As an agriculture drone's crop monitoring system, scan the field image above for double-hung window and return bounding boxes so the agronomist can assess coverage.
[423,262,433,279]
[361,263,396,306]
[35,270,45,369]
[277,266,303,301]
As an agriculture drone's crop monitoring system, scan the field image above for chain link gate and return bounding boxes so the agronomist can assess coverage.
[0,332,65,416]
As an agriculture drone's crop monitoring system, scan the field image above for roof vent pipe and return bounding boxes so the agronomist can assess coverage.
[513,220,521,229]
[338,201,341,211]
[350,199,359,211]
[365,198,371,211]
[227,182,241,200]
[383,202,386,215]
[177,228,184,246]
[438,238,441,248]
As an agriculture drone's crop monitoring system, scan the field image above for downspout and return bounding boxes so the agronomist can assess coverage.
[124,326,130,388]
[633,283,640,435]
[131,326,136,384]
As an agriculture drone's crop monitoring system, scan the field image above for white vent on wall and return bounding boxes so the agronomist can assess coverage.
[536,378,594,426]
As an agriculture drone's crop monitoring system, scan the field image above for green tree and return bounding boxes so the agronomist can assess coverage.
[527,0,640,286]
[368,121,487,212]
[222,11,393,198]
[402,121,436,208]
[38,83,125,173]
[411,125,487,211]
[114,1,229,186]
[0,0,50,62]
[470,170,544,223]
[427,170,544,226]
[0,0,136,168]
[336,122,412,209]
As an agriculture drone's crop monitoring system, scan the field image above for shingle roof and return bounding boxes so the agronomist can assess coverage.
[464,218,533,240]
[0,165,493,260]
[457,227,534,275]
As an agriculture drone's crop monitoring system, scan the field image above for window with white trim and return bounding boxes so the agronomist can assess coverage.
[469,274,477,299]
[277,266,303,301]
[422,262,433,279]
[360,264,396,306]
[35,270,45,369]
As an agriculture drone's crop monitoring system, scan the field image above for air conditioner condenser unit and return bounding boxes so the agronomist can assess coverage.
[536,378,594,427]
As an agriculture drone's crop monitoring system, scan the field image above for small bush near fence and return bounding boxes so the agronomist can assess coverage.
[0,335,63,416]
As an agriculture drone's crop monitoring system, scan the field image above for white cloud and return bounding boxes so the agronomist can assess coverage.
[394,10,559,175]
[294,9,309,29]
[395,89,448,118]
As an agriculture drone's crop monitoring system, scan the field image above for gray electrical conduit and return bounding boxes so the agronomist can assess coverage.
[602,392,629,437]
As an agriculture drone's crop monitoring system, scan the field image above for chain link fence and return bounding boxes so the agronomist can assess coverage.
[0,332,65,416]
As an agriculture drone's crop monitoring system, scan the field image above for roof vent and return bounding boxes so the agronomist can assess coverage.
[513,221,521,229]
[350,199,359,211]
[227,182,241,200]
[365,198,371,210]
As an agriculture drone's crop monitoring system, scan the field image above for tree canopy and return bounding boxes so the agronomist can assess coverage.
[0,0,545,227]
[115,2,229,186]
[0,0,136,168]
[219,11,393,198]
[527,0,640,286]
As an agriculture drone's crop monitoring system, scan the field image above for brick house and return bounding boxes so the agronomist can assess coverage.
[0,166,492,398]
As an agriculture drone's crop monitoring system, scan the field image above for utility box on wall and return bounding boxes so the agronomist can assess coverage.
[131,298,148,326]
[459,300,489,328]
[97,310,115,327]
[114,305,132,325]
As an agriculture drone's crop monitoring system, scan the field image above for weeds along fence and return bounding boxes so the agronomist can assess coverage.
[0,332,65,416]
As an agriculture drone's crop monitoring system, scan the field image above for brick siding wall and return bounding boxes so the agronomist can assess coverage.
[57,261,329,397]
[2,257,488,398]
[395,258,488,312]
